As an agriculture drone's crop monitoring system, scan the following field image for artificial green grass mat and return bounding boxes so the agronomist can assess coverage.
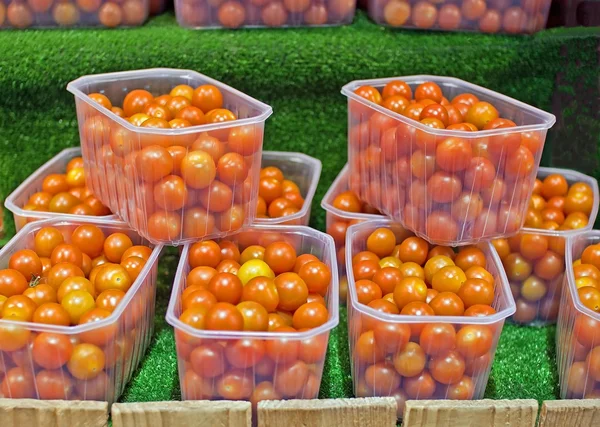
[0,11,598,407]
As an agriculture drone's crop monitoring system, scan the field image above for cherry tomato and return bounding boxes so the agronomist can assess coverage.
[61,290,95,324]
[32,302,71,326]
[205,302,244,331]
[241,276,279,313]
[0,269,29,297]
[432,266,467,293]
[420,323,456,356]
[274,272,308,312]
[32,333,73,370]
[236,301,269,331]
[237,259,275,285]
[65,343,104,382]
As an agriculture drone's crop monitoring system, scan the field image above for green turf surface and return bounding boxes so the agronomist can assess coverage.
[0,11,598,411]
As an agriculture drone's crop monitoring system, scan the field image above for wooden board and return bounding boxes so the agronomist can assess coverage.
[257,397,397,427]
[403,399,538,427]
[111,401,251,427]
[538,399,600,427]
[0,399,108,427]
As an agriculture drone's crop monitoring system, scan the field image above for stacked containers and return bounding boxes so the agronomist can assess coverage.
[0,0,148,28]
[367,0,551,34]
[257,151,322,226]
[175,0,356,29]
[67,68,273,246]
[5,147,117,232]
[341,75,556,246]
[504,168,598,326]
[557,231,600,399]
[0,218,161,402]
[346,220,515,415]
[321,164,382,301]
[166,225,339,402]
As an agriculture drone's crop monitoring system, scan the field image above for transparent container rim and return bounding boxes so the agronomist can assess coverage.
[67,68,274,135]
[255,151,322,225]
[4,147,118,222]
[565,230,600,321]
[165,224,340,340]
[0,217,163,334]
[345,219,516,325]
[341,75,556,137]
[520,167,599,237]
[320,164,382,221]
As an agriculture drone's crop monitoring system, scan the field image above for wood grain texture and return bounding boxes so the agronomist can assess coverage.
[111,401,251,427]
[0,399,108,427]
[538,400,600,427]
[403,399,538,427]
[257,397,397,427]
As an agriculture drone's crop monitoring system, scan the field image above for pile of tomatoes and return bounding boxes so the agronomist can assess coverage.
[349,227,500,413]
[80,82,263,243]
[349,80,544,244]
[0,0,146,29]
[494,173,595,324]
[177,0,355,29]
[176,238,332,406]
[21,155,111,222]
[323,181,381,302]
[372,0,547,34]
[573,243,600,314]
[257,166,305,219]
[0,224,154,400]
[560,241,600,399]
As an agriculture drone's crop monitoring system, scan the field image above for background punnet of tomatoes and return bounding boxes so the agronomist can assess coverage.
[343,77,555,246]
[0,0,149,29]
[5,148,115,232]
[175,0,356,29]
[0,219,160,402]
[255,152,322,226]
[494,168,598,326]
[346,220,515,417]
[166,226,338,406]
[368,0,551,34]
[68,69,272,246]
[322,164,383,304]
[557,232,600,400]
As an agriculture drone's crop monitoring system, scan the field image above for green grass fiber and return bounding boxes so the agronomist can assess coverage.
[0,11,598,406]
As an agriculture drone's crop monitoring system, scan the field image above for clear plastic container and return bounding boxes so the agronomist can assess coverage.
[556,230,600,399]
[346,220,515,417]
[341,75,556,246]
[166,225,339,404]
[67,68,273,246]
[256,151,322,227]
[367,0,550,34]
[0,0,148,29]
[0,218,161,403]
[4,147,118,232]
[503,167,598,326]
[174,0,356,29]
[321,164,382,302]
